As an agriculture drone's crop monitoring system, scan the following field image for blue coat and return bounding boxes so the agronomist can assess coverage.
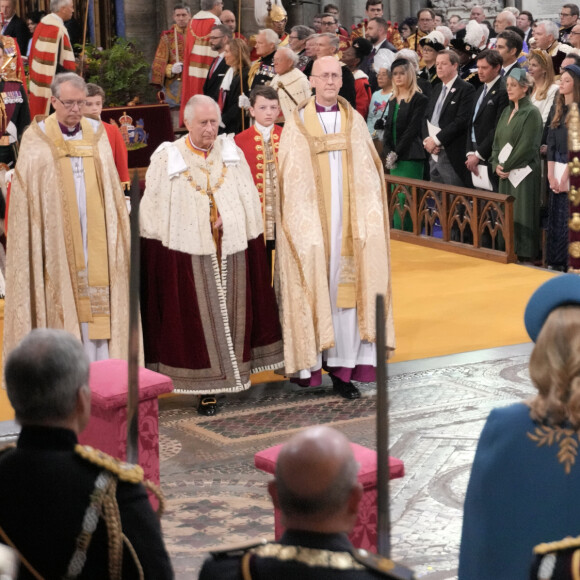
[459,403,580,580]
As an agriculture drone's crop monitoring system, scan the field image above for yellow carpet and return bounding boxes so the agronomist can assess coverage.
[0,241,557,420]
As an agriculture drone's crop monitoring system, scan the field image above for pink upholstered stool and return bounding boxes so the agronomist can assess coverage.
[254,442,404,553]
[78,359,173,508]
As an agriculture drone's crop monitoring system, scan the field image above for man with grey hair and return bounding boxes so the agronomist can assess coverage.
[315,31,356,107]
[5,72,133,363]
[488,10,516,48]
[533,19,573,73]
[249,28,279,89]
[199,426,413,577]
[179,0,222,126]
[28,0,75,117]
[0,0,30,54]
[140,94,283,416]
[270,45,312,121]
[0,329,173,578]
[289,24,313,71]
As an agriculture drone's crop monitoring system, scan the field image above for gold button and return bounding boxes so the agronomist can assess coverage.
[256,145,263,151]
[257,173,264,179]
[257,154,264,160]
[254,135,261,141]
[257,163,264,169]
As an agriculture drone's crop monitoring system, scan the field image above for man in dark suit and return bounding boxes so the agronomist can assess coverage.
[496,29,523,76]
[361,17,395,92]
[199,426,414,579]
[203,24,231,103]
[465,49,508,192]
[0,0,29,55]
[422,50,475,187]
[0,329,174,579]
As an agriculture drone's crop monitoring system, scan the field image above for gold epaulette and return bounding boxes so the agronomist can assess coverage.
[75,444,144,484]
[534,535,580,555]
[352,549,416,579]
[210,539,269,559]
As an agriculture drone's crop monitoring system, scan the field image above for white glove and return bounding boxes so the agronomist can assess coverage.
[125,196,131,214]
[238,94,251,110]
[171,62,183,75]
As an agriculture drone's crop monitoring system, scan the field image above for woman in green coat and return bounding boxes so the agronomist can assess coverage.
[491,68,543,261]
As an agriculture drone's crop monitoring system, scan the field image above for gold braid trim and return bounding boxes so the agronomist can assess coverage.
[102,477,123,580]
[144,479,166,517]
[75,445,144,483]
[122,534,144,580]
[534,535,580,555]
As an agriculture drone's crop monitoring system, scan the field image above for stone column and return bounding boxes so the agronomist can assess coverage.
[124,0,158,63]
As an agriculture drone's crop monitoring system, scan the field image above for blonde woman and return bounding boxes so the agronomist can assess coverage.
[460,274,580,580]
[383,57,428,229]
[528,49,559,124]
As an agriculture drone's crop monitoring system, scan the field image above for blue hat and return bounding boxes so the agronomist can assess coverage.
[524,274,580,342]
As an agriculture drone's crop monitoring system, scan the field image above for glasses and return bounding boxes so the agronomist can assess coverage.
[289,35,299,40]
[321,20,335,25]
[311,73,341,81]
[560,12,573,16]
[54,97,86,110]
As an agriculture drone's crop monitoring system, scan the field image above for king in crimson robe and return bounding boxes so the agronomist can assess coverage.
[178,10,220,126]
[4,115,133,362]
[276,96,395,382]
[28,13,76,118]
[140,134,284,394]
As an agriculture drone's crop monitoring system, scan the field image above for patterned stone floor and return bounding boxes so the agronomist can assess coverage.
[157,343,536,579]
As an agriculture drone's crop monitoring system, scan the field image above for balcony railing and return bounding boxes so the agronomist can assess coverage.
[386,175,516,263]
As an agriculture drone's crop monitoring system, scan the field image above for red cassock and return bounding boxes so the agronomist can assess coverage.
[103,121,130,187]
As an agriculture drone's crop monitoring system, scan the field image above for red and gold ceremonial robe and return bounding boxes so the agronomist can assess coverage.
[150,24,186,109]
[0,36,27,89]
[140,135,284,394]
[235,124,282,242]
[179,10,220,125]
[28,13,75,118]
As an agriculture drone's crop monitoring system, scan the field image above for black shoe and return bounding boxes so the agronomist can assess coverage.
[197,395,217,416]
[330,374,361,400]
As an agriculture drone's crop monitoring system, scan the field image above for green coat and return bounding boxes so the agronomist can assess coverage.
[491,96,543,259]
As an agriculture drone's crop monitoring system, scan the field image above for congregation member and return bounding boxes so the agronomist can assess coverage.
[235,86,281,270]
[24,10,44,58]
[568,21,580,49]
[533,20,572,75]
[219,38,250,134]
[469,5,486,23]
[517,10,534,45]
[323,3,349,37]
[491,69,543,262]
[418,30,445,88]
[289,24,312,71]
[28,0,75,118]
[315,32,356,109]
[488,10,516,49]
[362,17,396,93]
[365,0,383,20]
[406,8,436,58]
[397,48,432,97]
[220,9,243,41]
[399,17,417,42]
[179,0,221,125]
[0,38,29,169]
[199,426,412,578]
[559,3,579,44]
[249,28,278,89]
[451,21,486,90]
[319,12,348,54]
[0,0,29,56]
[82,83,129,190]
[447,14,461,36]
[545,65,580,270]
[150,4,190,116]
[341,37,372,118]
[277,56,395,399]
[270,46,311,122]
[436,25,452,47]
[140,95,283,416]
[367,50,394,152]
[203,24,232,104]
[528,49,559,124]
[4,73,132,362]
[422,50,475,188]
[311,13,322,34]
[0,329,174,579]
[384,57,428,230]
[496,29,523,76]
[465,50,508,192]
[460,274,580,580]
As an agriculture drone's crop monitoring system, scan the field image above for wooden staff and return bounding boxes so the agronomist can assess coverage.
[79,0,90,78]
[568,103,580,272]
[238,0,245,131]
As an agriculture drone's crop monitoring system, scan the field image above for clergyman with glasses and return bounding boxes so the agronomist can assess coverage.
[4,72,134,364]
[276,56,395,401]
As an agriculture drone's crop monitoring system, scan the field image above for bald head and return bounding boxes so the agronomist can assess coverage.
[270,426,362,533]
[220,9,236,32]
[310,56,342,106]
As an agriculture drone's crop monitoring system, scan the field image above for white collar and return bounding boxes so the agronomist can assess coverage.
[255,121,273,141]
[441,75,458,91]
[485,75,501,91]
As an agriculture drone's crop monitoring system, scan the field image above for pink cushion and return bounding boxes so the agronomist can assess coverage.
[255,442,404,489]
[89,359,174,409]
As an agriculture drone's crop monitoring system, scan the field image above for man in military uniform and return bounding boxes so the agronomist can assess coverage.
[199,426,414,579]
[269,4,289,47]
[450,21,484,90]
[0,329,173,578]
[249,28,279,89]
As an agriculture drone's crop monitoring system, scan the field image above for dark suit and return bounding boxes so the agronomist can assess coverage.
[422,76,475,186]
[465,76,508,191]
[360,39,396,93]
[502,60,521,77]
[2,14,30,56]
[383,91,429,161]
[199,530,414,579]
[203,55,229,103]
[0,426,173,579]
[220,67,249,135]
